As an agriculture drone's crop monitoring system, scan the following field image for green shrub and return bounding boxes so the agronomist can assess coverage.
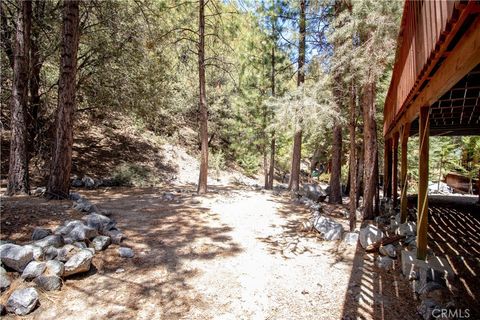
[111,163,154,186]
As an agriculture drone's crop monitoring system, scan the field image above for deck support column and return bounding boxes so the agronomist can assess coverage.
[417,106,430,261]
[400,123,410,223]
[392,132,399,207]
[384,139,392,199]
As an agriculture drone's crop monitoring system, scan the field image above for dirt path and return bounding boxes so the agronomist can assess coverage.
[2,186,418,319]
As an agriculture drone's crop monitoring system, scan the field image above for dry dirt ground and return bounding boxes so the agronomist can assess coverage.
[1,186,419,320]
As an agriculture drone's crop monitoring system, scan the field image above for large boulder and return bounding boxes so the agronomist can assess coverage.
[0,267,11,291]
[34,275,62,291]
[31,228,52,241]
[6,287,39,315]
[83,213,116,233]
[313,215,344,241]
[300,184,327,203]
[359,225,385,249]
[0,244,33,272]
[21,261,46,280]
[64,249,94,277]
[34,235,64,249]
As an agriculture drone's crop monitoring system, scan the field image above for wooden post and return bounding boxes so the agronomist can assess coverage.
[384,139,392,199]
[417,106,430,261]
[392,132,399,207]
[400,123,411,223]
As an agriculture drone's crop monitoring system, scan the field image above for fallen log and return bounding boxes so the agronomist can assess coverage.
[365,234,406,253]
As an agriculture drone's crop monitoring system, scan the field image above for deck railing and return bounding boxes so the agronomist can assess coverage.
[383,0,463,136]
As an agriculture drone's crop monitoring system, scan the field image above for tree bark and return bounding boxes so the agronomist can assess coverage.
[0,2,15,69]
[362,80,378,220]
[47,0,80,199]
[356,142,364,207]
[27,0,44,161]
[329,123,342,203]
[197,0,208,194]
[266,45,276,190]
[288,0,306,192]
[7,0,32,196]
[348,81,357,231]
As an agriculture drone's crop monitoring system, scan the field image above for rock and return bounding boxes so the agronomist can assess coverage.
[91,236,111,251]
[72,199,97,213]
[6,287,39,315]
[404,234,416,245]
[44,260,64,277]
[82,176,95,188]
[396,221,417,237]
[417,298,440,320]
[67,224,98,241]
[343,232,359,246]
[21,261,46,280]
[313,215,344,240]
[33,187,46,197]
[34,275,62,291]
[300,183,327,202]
[0,304,5,315]
[379,244,397,258]
[115,268,125,273]
[104,228,123,244]
[23,244,44,261]
[83,213,116,233]
[56,245,80,262]
[44,246,58,260]
[34,234,64,249]
[0,244,33,272]
[64,249,94,277]
[73,242,87,249]
[118,247,134,258]
[0,267,11,291]
[359,225,385,249]
[376,256,394,270]
[71,178,83,187]
[162,192,175,201]
[69,192,82,201]
[55,220,84,236]
[31,228,52,241]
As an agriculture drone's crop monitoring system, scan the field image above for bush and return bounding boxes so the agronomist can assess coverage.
[111,163,154,186]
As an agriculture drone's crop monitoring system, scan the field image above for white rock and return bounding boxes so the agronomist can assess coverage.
[44,260,64,277]
[6,287,39,315]
[34,235,64,249]
[359,225,385,249]
[34,275,62,291]
[118,247,134,258]
[0,244,33,272]
[0,267,11,291]
[21,261,46,280]
[67,224,98,241]
[83,213,115,233]
[91,236,111,251]
[313,215,344,241]
[23,244,44,261]
[64,249,94,277]
[31,228,52,241]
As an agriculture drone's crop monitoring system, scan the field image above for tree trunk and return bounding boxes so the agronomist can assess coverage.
[356,142,364,207]
[7,0,31,196]
[27,0,44,161]
[46,0,80,199]
[329,123,342,203]
[197,0,208,194]
[0,2,15,69]
[288,0,306,192]
[362,80,377,220]
[348,81,357,231]
[267,132,275,189]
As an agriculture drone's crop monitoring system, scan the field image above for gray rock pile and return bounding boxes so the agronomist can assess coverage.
[0,192,131,316]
